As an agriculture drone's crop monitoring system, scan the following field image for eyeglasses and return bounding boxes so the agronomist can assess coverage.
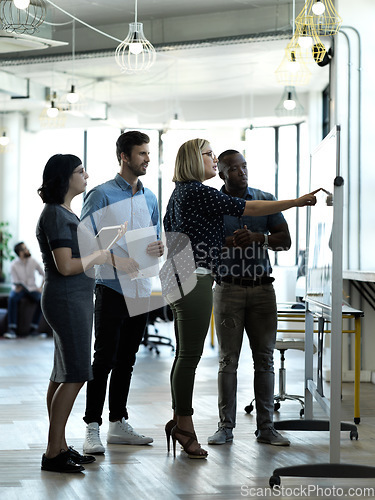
[202,151,216,159]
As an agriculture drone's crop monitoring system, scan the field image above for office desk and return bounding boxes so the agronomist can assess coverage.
[210,302,363,423]
[276,303,363,423]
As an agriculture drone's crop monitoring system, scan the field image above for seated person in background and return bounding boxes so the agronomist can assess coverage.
[4,242,45,339]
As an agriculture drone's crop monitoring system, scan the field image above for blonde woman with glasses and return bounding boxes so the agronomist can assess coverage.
[162,138,319,459]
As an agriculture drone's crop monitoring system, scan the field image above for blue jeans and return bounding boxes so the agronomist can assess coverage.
[8,289,42,330]
[213,282,277,430]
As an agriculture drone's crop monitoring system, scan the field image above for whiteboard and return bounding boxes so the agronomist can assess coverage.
[305,126,341,315]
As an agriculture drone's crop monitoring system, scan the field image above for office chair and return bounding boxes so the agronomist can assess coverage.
[245,338,316,418]
[142,304,174,355]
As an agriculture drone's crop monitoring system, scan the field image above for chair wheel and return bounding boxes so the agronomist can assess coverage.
[244,404,254,414]
[350,430,359,440]
[274,402,281,411]
[269,475,281,488]
[300,408,304,417]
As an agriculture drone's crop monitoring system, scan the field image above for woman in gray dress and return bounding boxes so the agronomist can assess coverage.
[36,154,111,473]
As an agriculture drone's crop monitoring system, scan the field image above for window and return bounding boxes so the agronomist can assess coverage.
[245,123,308,267]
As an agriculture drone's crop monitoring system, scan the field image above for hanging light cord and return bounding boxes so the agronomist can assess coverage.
[71,19,75,82]
[44,0,123,43]
[134,0,138,24]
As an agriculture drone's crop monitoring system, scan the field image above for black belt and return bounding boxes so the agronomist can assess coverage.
[220,276,274,287]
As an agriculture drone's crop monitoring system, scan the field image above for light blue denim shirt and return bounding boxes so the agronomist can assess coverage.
[80,173,160,298]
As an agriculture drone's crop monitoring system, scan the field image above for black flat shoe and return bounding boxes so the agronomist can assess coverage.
[68,446,96,464]
[41,451,85,473]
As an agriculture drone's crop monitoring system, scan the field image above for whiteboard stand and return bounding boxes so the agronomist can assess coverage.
[269,133,375,487]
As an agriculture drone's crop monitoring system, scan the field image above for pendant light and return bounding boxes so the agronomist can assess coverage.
[0,131,10,147]
[275,0,312,86]
[13,0,30,8]
[275,86,305,117]
[46,91,59,118]
[295,0,342,36]
[0,0,47,34]
[115,0,156,72]
[66,20,79,104]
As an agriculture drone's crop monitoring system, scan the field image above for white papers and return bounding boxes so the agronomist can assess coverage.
[125,226,160,279]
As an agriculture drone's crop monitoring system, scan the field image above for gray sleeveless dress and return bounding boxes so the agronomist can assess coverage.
[36,204,95,383]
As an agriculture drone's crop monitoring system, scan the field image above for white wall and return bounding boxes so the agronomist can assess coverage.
[337,0,375,271]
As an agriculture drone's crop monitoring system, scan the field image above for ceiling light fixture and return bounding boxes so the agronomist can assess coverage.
[284,92,296,111]
[312,0,325,15]
[115,0,156,72]
[46,100,59,118]
[275,0,312,86]
[0,0,47,34]
[13,0,30,9]
[288,23,327,65]
[0,131,10,146]
[66,19,79,104]
[275,86,305,117]
[66,85,79,104]
[296,0,342,36]
[275,49,311,86]
[298,25,313,48]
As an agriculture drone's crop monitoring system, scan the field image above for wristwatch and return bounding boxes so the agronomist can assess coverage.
[263,233,269,249]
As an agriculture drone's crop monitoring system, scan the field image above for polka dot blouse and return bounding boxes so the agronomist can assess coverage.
[163,181,246,277]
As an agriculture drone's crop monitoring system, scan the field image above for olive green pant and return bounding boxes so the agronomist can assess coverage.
[169,274,213,416]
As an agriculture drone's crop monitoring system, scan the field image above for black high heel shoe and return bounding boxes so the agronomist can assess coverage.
[165,419,177,453]
[171,426,208,459]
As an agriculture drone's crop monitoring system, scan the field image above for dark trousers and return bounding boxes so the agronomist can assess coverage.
[213,282,277,430]
[8,289,42,330]
[169,274,213,416]
[83,285,148,425]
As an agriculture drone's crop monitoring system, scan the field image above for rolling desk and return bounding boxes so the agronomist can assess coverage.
[276,302,363,424]
[210,302,363,423]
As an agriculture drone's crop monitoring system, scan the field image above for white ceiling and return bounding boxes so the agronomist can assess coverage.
[0,0,330,128]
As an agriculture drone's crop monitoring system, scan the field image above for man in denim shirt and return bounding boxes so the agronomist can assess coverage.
[81,131,163,454]
[208,150,291,446]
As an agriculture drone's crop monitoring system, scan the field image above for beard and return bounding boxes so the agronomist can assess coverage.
[24,251,31,258]
[128,163,147,177]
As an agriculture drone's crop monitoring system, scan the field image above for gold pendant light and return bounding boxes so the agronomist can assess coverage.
[295,0,342,36]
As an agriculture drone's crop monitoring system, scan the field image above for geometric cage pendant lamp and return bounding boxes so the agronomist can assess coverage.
[288,28,327,65]
[115,0,156,72]
[295,0,343,36]
[275,0,312,86]
[275,86,305,117]
[0,0,47,35]
[275,45,312,86]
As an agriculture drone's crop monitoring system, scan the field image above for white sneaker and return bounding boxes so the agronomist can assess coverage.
[3,331,17,339]
[83,422,105,454]
[107,418,153,445]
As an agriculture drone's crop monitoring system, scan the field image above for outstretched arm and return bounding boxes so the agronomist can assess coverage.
[243,189,320,217]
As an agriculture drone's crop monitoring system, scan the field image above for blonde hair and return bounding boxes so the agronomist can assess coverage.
[172,138,209,182]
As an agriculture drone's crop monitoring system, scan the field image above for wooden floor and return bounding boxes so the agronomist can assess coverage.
[1,322,375,500]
